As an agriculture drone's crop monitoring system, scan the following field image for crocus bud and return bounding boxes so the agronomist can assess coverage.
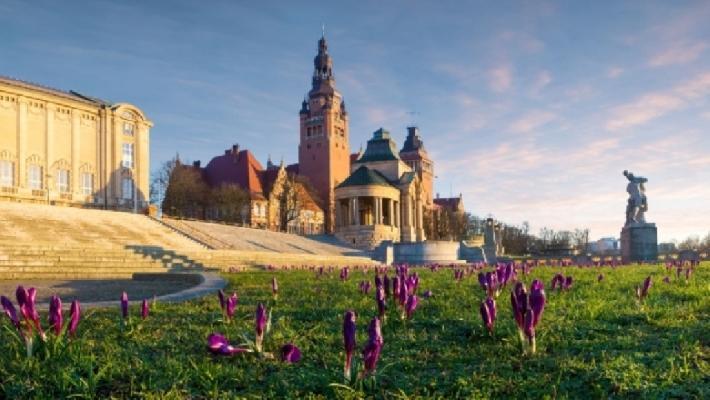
[405,294,418,319]
[1,296,20,330]
[529,280,546,327]
[141,299,149,320]
[255,303,267,352]
[343,310,356,381]
[362,317,383,375]
[68,300,80,337]
[217,289,226,311]
[120,292,129,319]
[48,295,63,335]
[376,287,386,319]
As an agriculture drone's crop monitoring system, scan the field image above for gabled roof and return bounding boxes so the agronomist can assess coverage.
[202,148,264,195]
[337,166,397,189]
[354,128,401,163]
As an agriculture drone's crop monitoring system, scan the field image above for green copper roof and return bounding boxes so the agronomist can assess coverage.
[337,166,396,188]
[354,128,401,163]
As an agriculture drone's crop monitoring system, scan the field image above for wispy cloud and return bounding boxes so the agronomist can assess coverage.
[508,110,556,133]
[531,70,552,94]
[606,66,624,79]
[606,71,710,131]
[488,65,513,93]
[649,41,707,67]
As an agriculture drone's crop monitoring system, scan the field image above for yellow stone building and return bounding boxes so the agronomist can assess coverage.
[0,76,151,210]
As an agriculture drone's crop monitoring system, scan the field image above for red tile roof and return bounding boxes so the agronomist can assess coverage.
[203,148,264,195]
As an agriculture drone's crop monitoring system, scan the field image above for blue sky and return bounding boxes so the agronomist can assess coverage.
[1,0,708,242]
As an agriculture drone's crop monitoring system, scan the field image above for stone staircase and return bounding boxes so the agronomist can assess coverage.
[0,243,207,280]
[160,217,370,256]
[0,202,378,280]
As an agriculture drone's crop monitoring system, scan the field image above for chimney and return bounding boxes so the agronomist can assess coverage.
[193,160,201,168]
[407,126,418,137]
[232,144,239,154]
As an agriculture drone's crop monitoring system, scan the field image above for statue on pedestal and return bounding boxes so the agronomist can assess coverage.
[623,170,648,225]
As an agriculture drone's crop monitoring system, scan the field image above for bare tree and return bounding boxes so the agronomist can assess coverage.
[162,160,209,218]
[208,184,249,223]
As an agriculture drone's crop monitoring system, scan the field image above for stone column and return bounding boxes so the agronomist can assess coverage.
[388,198,394,226]
[17,96,27,189]
[374,197,381,225]
[393,201,398,227]
[416,195,424,241]
[353,197,360,226]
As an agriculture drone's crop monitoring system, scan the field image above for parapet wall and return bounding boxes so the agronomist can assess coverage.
[393,241,464,265]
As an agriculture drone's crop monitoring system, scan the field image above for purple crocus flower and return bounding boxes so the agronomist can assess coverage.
[1,295,20,330]
[510,282,528,331]
[120,292,129,319]
[551,274,564,290]
[225,292,238,320]
[392,275,401,298]
[141,299,150,320]
[48,295,63,335]
[477,272,487,290]
[480,297,496,334]
[255,303,267,352]
[68,300,80,337]
[217,289,226,311]
[636,276,652,301]
[19,287,42,336]
[281,343,301,363]
[362,317,383,376]
[207,333,248,356]
[375,275,382,289]
[563,276,573,290]
[529,280,546,327]
[398,279,408,307]
[375,286,386,319]
[523,307,536,351]
[405,294,418,319]
[343,310,356,381]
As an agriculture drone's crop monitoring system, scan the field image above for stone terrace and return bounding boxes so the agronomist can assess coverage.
[160,217,368,256]
[0,202,376,280]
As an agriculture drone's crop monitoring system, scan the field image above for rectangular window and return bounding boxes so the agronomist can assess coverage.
[123,122,135,136]
[0,161,13,187]
[81,173,93,195]
[121,177,133,200]
[122,143,134,168]
[28,165,42,189]
[56,170,70,193]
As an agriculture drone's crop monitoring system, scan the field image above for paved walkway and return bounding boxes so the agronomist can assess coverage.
[0,272,226,308]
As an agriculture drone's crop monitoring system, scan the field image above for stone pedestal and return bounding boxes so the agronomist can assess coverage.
[620,223,658,263]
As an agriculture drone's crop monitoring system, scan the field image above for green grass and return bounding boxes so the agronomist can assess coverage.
[1,263,708,399]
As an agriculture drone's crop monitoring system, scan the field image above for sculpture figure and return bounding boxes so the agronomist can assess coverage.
[623,170,648,225]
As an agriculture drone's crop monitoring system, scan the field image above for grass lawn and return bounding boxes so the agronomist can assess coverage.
[1,263,708,399]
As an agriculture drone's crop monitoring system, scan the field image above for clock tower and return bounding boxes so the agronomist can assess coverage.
[298,35,350,233]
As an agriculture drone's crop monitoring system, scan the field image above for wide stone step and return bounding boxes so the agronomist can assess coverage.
[0,271,137,280]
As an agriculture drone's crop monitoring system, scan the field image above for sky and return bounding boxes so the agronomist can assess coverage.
[1,0,708,242]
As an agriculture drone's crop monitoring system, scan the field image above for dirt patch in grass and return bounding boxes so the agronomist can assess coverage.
[0,277,199,303]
